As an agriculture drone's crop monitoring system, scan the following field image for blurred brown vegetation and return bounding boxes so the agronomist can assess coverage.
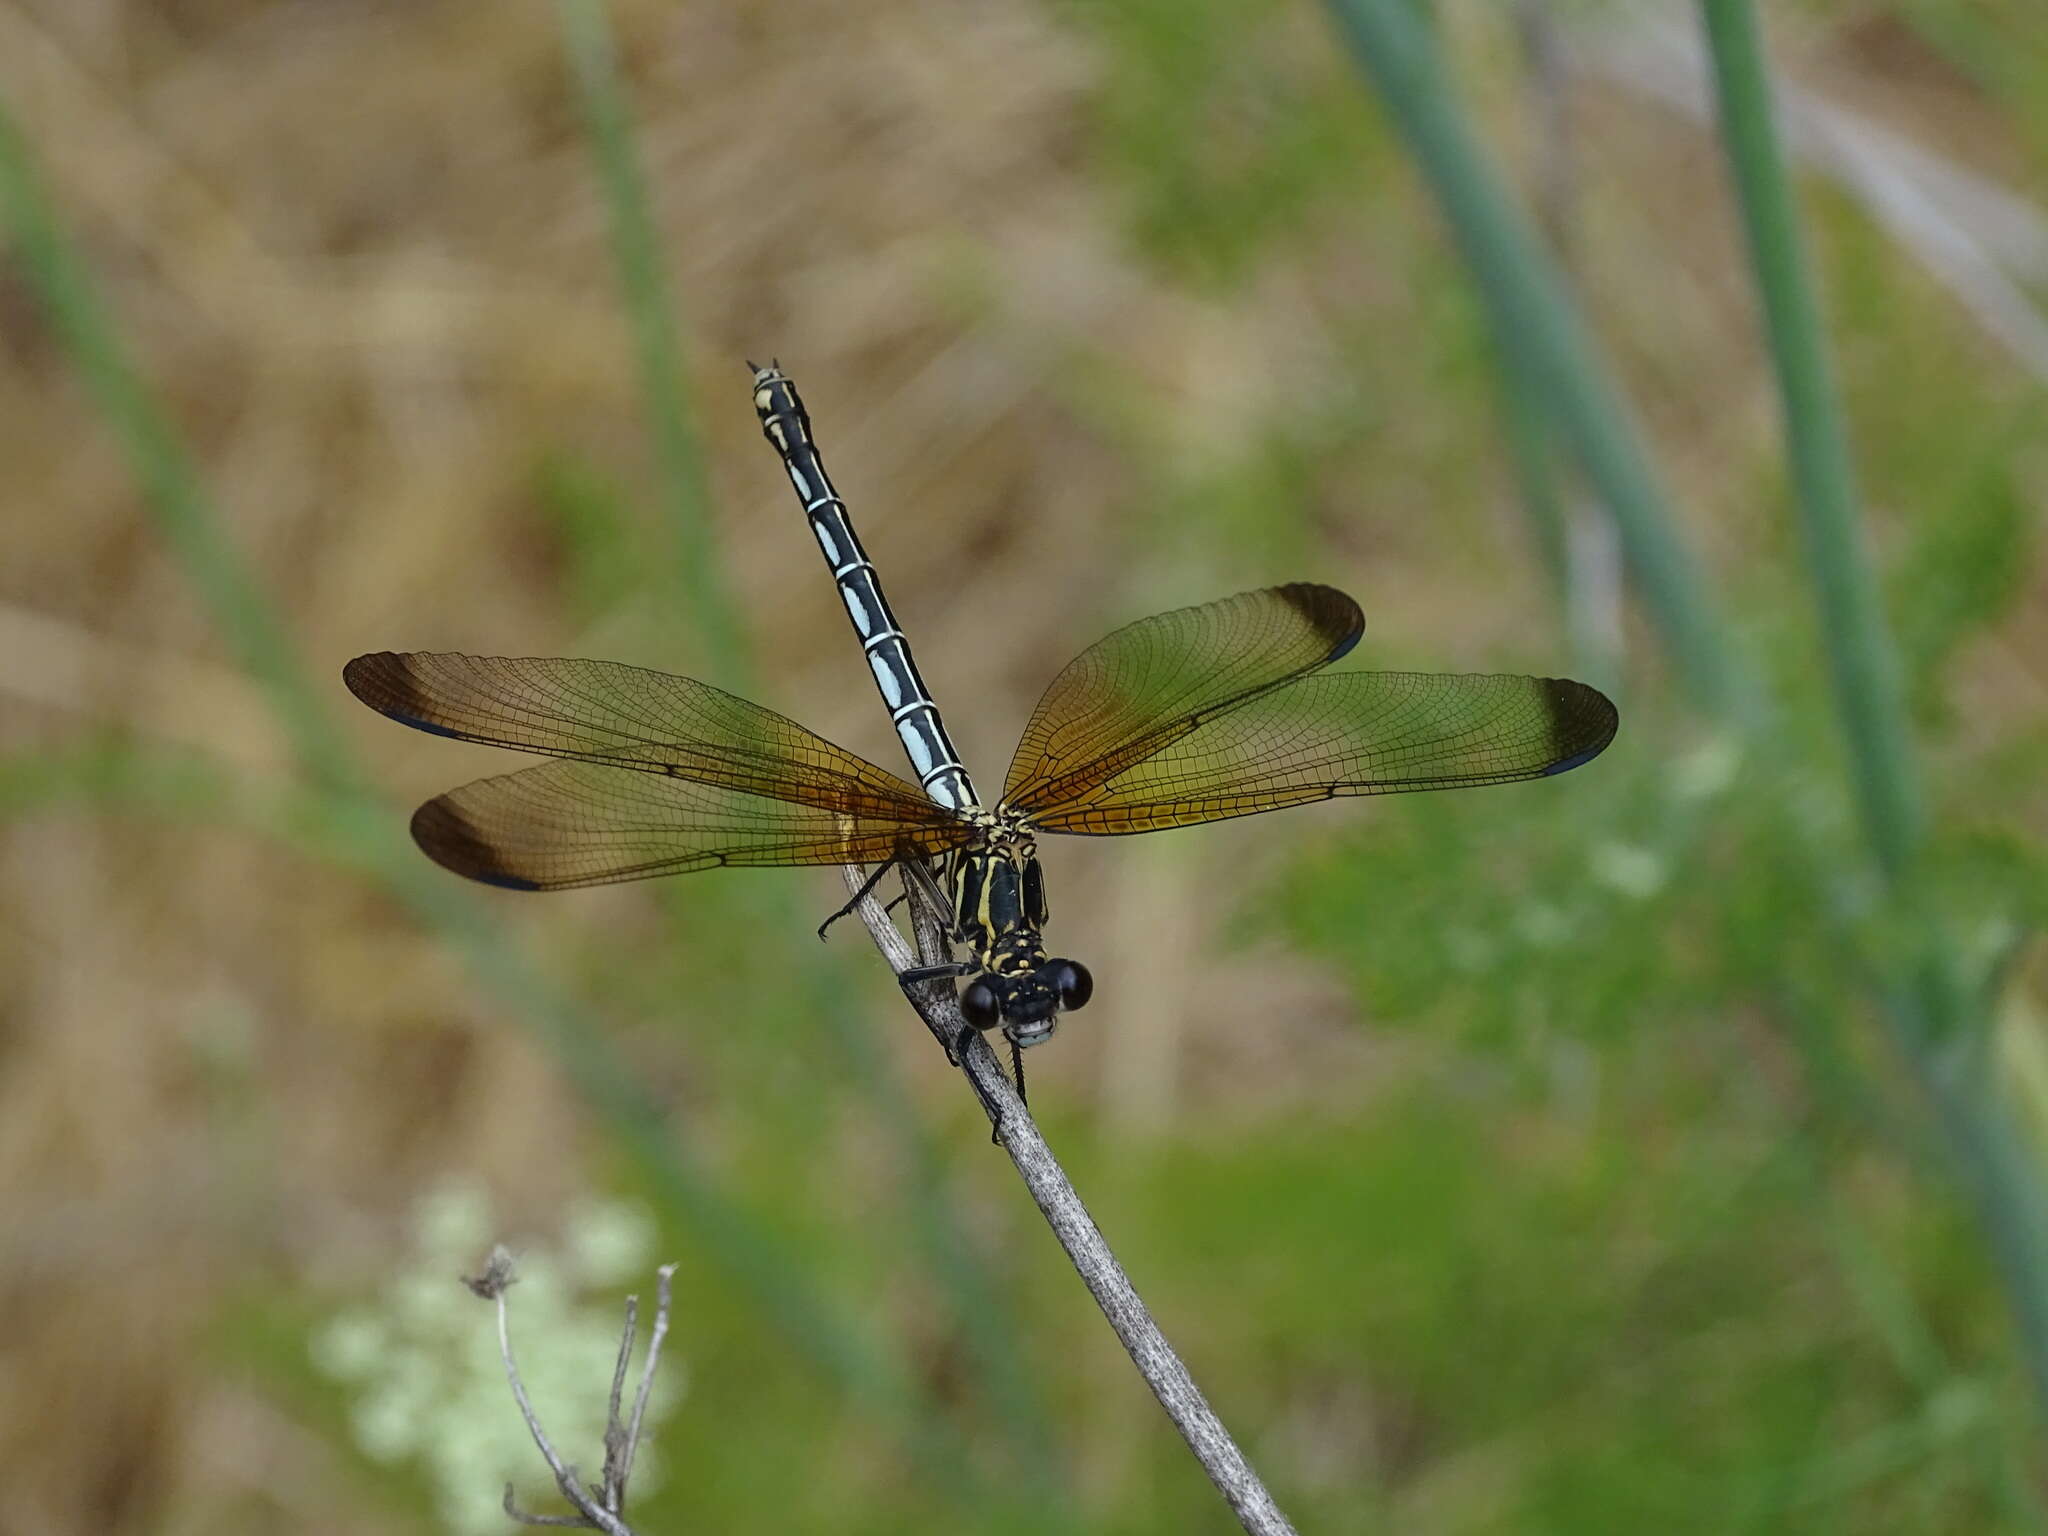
[4,1,2048,1532]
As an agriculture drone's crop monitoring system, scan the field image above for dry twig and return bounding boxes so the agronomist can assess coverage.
[465,1248,680,1536]
[840,863,1299,1536]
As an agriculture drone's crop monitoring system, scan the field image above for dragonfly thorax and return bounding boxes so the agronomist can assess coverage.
[949,810,1044,954]
[950,810,1093,1045]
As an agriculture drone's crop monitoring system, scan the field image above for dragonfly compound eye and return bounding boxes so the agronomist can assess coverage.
[961,979,1001,1031]
[1050,960,1093,1011]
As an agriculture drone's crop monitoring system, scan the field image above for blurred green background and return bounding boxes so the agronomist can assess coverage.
[4,0,2047,1530]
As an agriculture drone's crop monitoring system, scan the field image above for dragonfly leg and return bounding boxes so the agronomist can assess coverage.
[894,955,971,1049]
[898,858,966,942]
[817,857,901,940]
[963,1038,1027,1144]
[897,960,972,988]
[957,1026,1008,1135]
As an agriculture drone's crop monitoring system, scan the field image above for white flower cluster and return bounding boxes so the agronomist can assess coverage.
[311,1182,676,1534]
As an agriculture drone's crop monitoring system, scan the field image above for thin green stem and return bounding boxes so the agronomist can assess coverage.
[1492,333,1574,617]
[1700,0,2048,1431]
[1889,992,2048,1427]
[1698,0,1922,881]
[1321,0,1760,728]
[554,0,746,684]
[547,5,1063,1487]
[0,108,352,789]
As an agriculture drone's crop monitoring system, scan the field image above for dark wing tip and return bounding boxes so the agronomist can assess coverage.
[343,652,467,740]
[1274,583,1365,666]
[342,651,394,701]
[343,650,422,717]
[1539,678,1620,775]
[410,795,543,891]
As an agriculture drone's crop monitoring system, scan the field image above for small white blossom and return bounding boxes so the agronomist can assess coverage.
[1669,737,1741,803]
[308,1310,386,1380]
[310,1181,681,1534]
[1515,903,1572,948]
[353,1376,429,1463]
[414,1181,494,1258]
[1590,841,1666,900]
[567,1198,657,1286]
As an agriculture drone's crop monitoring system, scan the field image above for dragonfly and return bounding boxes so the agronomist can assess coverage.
[345,364,1618,1111]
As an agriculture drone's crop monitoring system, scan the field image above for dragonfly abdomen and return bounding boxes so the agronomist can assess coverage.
[751,363,979,813]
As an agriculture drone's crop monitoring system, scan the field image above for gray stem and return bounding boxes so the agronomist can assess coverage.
[841,866,1298,1536]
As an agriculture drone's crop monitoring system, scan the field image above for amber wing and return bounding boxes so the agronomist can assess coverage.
[1000,584,1364,812]
[999,589,1616,835]
[344,652,969,889]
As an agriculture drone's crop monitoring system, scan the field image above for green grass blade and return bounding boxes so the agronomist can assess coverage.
[1700,0,2048,1434]
[552,5,1066,1482]
[0,737,234,822]
[1321,0,1760,727]
[0,107,353,787]
[554,0,746,683]
[1491,329,1574,618]
[1892,990,2048,1433]
[1698,0,1923,881]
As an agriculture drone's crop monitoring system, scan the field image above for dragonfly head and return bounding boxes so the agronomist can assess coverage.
[961,959,1093,1048]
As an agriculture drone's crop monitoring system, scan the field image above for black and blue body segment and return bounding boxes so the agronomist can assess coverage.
[750,363,979,814]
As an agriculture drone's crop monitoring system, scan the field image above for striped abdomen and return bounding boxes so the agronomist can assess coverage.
[751,364,979,812]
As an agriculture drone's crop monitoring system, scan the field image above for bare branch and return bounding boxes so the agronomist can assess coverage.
[839,865,1299,1536]
[503,1486,593,1528]
[598,1294,637,1508]
[474,1247,686,1536]
[615,1263,678,1503]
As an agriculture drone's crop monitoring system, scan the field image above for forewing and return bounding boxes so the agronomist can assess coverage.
[1001,584,1363,812]
[1015,670,1618,835]
[409,758,975,891]
[344,651,946,827]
